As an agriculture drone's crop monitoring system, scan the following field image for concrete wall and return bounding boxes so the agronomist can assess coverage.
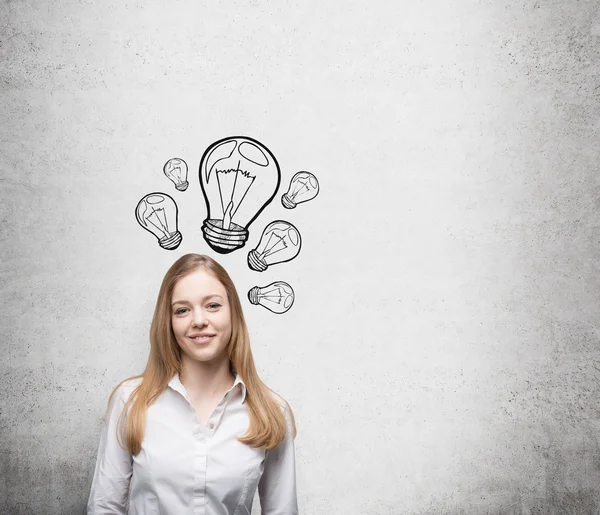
[1,0,599,513]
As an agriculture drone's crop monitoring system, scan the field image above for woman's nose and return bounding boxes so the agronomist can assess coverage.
[192,310,207,327]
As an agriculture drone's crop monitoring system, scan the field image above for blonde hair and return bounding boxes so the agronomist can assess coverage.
[106,253,296,455]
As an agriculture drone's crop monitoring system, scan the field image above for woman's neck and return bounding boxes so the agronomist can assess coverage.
[179,356,235,401]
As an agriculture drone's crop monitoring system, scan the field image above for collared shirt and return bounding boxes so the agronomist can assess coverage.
[87,372,298,515]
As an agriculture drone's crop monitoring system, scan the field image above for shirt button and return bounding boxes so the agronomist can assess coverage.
[209,423,214,429]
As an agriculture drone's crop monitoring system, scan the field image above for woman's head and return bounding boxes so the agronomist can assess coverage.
[149,254,249,376]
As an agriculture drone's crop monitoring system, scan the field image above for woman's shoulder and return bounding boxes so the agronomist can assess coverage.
[267,390,295,423]
[269,390,291,411]
[101,376,143,420]
[267,389,296,439]
[113,376,143,401]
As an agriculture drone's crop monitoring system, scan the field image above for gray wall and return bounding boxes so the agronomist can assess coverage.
[2,0,600,514]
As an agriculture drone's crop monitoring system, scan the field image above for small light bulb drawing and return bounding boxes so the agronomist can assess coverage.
[247,220,302,272]
[135,192,182,250]
[199,136,281,254]
[248,281,295,314]
[163,158,189,191]
[281,171,319,209]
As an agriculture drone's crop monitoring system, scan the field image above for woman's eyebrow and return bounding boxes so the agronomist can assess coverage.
[171,294,224,306]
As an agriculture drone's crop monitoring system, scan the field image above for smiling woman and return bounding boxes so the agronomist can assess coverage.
[87,254,298,515]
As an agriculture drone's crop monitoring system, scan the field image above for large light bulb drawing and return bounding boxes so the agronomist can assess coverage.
[135,192,182,250]
[199,136,281,254]
[248,281,295,314]
[248,220,302,272]
[281,171,319,209]
[163,158,189,191]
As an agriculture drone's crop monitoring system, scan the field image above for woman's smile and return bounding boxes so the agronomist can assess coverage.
[188,333,216,344]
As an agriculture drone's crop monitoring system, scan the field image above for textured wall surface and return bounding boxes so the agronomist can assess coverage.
[1,0,600,514]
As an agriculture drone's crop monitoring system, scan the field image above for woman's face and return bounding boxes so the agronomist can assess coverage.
[171,268,232,367]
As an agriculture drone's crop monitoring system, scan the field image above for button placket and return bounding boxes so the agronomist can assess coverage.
[208,392,231,433]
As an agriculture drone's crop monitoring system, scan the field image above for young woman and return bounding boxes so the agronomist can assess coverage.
[87,253,298,514]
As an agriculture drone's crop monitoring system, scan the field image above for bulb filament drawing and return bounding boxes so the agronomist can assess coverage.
[248,220,302,272]
[248,281,295,314]
[135,192,182,250]
[216,164,255,230]
[163,158,189,191]
[199,136,281,254]
[282,171,319,209]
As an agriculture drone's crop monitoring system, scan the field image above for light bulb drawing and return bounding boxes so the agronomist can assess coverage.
[135,192,182,250]
[281,171,319,209]
[248,220,302,272]
[248,281,295,314]
[163,158,189,191]
[199,136,281,254]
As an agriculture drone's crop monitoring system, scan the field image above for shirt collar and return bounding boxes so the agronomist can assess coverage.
[231,371,247,404]
[167,366,247,404]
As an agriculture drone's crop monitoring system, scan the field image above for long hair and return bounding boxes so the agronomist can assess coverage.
[105,253,296,455]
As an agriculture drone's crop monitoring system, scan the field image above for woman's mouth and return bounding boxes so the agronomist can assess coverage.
[189,334,216,344]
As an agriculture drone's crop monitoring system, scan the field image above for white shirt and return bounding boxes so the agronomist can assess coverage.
[87,372,298,515]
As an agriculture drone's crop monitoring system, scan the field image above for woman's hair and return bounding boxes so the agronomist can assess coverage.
[106,253,296,455]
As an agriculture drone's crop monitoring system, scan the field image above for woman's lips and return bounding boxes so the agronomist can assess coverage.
[189,335,215,344]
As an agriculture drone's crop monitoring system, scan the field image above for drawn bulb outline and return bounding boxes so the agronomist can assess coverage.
[248,220,301,272]
[248,281,295,314]
[199,136,281,254]
[135,192,182,250]
[163,158,189,191]
[282,171,319,209]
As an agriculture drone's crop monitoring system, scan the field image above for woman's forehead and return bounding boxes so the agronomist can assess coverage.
[173,269,226,297]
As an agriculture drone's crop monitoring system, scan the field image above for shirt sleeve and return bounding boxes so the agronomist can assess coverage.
[87,385,133,515]
[258,401,299,515]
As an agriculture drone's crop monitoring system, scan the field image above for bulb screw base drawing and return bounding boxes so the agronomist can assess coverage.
[202,219,248,254]
[175,181,189,192]
[247,250,268,272]
[248,287,260,305]
[281,194,296,209]
[158,231,182,250]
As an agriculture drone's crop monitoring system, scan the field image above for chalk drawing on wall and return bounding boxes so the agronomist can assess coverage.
[163,158,189,191]
[247,220,302,272]
[281,171,319,209]
[199,136,281,254]
[135,192,183,250]
[248,281,295,314]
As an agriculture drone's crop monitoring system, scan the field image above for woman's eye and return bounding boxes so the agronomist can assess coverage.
[174,308,188,315]
[207,303,221,310]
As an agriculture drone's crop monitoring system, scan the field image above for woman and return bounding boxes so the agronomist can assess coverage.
[87,253,298,514]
